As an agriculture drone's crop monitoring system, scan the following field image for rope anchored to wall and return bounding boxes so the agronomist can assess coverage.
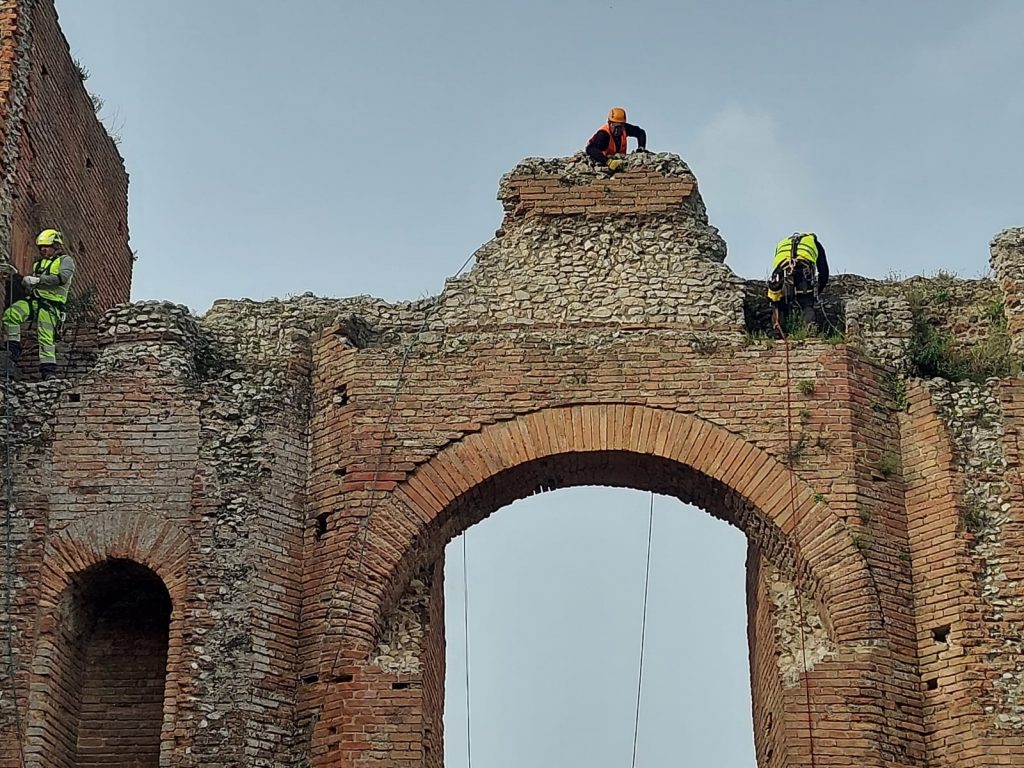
[780,328,820,768]
[462,532,473,768]
[307,249,477,740]
[1,274,27,768]
[456,492,657,768]
[630,491,655,768]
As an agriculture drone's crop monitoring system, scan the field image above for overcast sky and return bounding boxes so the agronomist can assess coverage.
[54,1,1024,766]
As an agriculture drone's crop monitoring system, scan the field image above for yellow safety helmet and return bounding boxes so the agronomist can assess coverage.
[35,229,63,247]
[608,106,627,123]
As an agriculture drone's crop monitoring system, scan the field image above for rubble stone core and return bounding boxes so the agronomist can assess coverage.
[3,4,1024,766]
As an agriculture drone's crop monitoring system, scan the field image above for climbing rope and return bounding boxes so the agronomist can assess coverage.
[1,274,26,768]
[630,492,655,768]
[311,248,476,736]
[462,533,473,768]
[780,329,819,768]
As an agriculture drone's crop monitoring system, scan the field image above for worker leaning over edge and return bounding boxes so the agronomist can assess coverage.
[767,232,829,334]
[3,228,76,380]
[586,107,648,171]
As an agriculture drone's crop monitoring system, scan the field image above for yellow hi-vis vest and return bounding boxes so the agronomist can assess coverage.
[772,234,818,270]
[32,255,71,304]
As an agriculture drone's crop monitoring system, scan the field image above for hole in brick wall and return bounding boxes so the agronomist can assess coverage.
[39,559,171,768]
[333,384,350,406]
[301,673,320,684]
[925,677,939,691]
[932,625,950,643]
[392,681,411,690]
[334,466,347,478]
[315,512,330,541]
[332,673,353,683]
[334,314,376,349]
[41,65,48,77]
[68,392,81,403]
[78,240,86,257]
[85,157,93,169]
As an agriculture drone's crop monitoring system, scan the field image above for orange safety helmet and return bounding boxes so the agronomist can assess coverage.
[607,107,627,124]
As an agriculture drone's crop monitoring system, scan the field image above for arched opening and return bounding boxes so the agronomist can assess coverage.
[44,558,171,768]
[367,444,848,768]
[325,406,892,768]
[442,485,758,767]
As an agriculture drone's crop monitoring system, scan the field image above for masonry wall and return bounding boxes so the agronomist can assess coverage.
[747,547,794,768]
[0,108,1022,768]
[1,0,132,315]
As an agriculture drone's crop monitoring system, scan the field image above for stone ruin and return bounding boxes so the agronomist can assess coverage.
[2,3,1024,766]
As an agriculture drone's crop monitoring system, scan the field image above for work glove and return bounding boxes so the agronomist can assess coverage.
[607,158,623,171]
[22,275,40,290]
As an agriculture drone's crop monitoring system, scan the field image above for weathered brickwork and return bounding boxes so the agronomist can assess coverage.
[1,0,131,318]
[1,151,1024,766]
[2,6,1024,764]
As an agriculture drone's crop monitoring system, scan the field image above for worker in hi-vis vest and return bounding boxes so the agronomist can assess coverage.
[3,228,76,380]
[586,107,648,171]
[767,232,829,334]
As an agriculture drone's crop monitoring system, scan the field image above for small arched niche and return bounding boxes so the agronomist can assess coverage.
[44,558,171,768]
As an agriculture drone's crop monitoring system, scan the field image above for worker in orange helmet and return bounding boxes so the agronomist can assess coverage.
[586,107,648,170]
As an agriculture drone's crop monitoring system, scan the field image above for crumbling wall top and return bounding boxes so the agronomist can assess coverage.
[498,152,707,226]
[99,300,200,347]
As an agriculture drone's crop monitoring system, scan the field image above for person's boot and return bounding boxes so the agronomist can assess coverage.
[39,363,58,381]
[3,340,21,376]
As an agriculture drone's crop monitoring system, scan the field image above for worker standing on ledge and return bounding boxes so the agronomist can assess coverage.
[586,107,648,171]
[767,232,829,335]
[3,228,76,380]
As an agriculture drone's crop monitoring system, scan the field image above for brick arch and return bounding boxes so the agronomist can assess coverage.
[23,513,191,768]
[371,404,880,647]
[38,512,191,602]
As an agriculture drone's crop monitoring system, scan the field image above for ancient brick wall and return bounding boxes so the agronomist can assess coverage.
[0,0,32,257]
[747,549,799,768]
[1,20,1024,761]
[1,0,132,317]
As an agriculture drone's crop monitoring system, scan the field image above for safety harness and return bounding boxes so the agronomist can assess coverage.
[27,257,68,341]
[769,235,817,303]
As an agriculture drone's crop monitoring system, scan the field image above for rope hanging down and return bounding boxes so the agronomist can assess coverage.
[462,533,473,768]
[780,331,819,768]
[630,492,655,768]
[2,274,26,768]
[317,247,476,684]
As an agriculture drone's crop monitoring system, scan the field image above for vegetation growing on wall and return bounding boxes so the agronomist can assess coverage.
[907,286,1017,383]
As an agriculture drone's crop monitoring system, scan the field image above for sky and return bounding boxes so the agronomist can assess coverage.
[52,2,1024,766]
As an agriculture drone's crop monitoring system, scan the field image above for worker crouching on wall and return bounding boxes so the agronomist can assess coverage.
[586,107,648,171]
[767,232,829,336]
